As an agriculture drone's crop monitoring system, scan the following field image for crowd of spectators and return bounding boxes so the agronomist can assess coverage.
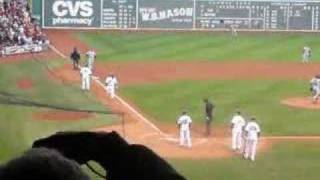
[0,0,48,55]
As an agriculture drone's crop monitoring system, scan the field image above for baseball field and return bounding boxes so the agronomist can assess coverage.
[1,31,320,180]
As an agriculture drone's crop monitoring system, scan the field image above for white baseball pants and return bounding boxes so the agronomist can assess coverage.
[244,139,258,161]
[82,76,90,90]
[232,130,243,150]
[302,54,309,63]
[179,130,192,148]
[312,90,320,103]
[106,86,115,98]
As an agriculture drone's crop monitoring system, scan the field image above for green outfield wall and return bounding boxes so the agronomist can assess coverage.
[39,0,320,31]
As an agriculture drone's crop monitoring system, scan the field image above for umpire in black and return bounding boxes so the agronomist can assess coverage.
[204,98,214,136]
[70,47,81,70]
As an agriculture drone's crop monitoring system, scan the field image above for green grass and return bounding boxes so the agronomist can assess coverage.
[120,80,320,135]
[0,60,117,163]
[76,32,320,62]
[171,142,320,180]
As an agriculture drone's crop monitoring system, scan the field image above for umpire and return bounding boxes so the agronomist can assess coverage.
[70,47,81,70]
[204,98,214,136]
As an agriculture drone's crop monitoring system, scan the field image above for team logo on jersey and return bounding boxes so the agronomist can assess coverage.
[182,119,188,124]
[249,126,257,131]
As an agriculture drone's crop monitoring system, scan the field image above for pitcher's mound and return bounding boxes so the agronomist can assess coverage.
[281,97,320,109]
[33,110,94,121]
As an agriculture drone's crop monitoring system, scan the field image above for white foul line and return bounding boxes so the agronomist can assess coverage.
[94,79,168,137]
[49,44,67,59]
[49,44,169,138]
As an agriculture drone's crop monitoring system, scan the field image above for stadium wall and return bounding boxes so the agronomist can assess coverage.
[40,0,320,31]
[31,0,42,24]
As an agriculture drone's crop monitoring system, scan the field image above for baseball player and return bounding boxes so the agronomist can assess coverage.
[230,24,238,37]
[310,75,320,103]
[86,50,96,71]
[230,111,246,151]
[243,117,261,161]
[302,46,311,63]
[105,74,118,99]
[80,65,92,90]
[177,111,192,148]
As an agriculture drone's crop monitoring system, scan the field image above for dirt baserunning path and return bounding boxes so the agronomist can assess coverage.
[95,61,320,86]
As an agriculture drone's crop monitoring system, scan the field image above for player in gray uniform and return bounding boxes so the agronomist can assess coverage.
[310,75,320,103]
[302,46,311,63]
[86,50,96,72]
[310,76,318,96]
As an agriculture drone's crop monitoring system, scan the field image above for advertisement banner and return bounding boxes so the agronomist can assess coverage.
[138,0,194,29]
[43,0,101,27]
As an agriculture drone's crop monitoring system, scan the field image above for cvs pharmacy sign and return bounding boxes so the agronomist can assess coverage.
[52,0,93,17]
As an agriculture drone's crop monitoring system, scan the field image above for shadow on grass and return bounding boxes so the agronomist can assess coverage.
[0,91,123,115]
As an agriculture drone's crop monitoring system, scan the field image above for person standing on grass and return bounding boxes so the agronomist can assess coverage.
[302,46,311,63]
[243,117,261,162]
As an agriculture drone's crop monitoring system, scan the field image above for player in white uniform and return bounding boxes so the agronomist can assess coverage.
[230,111,246,151]
[105,74,118,99]
[310,76,320,103]
[86,50,96,71]
[230,24,238,37]
[80,65,92,90]
[310,76,318,96]
[243,117,261,161]
[302,46,311,63]
[177,111,192,148]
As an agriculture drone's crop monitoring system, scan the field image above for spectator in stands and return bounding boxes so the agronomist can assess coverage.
[0,148,90,180]
[0,0,48,56]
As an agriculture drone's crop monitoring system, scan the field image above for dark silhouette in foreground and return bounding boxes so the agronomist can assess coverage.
[33,131,186,180]
[0,148,89,180]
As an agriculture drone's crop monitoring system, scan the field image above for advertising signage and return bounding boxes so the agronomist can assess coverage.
[43,0,101,27]
[42,0,320,31]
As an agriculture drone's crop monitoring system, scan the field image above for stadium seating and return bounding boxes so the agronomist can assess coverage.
[0,0,49,56]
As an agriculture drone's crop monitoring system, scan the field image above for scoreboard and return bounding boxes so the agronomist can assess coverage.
[42,0,320,31]
[196,0,320,30]
[102,0,137,28]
